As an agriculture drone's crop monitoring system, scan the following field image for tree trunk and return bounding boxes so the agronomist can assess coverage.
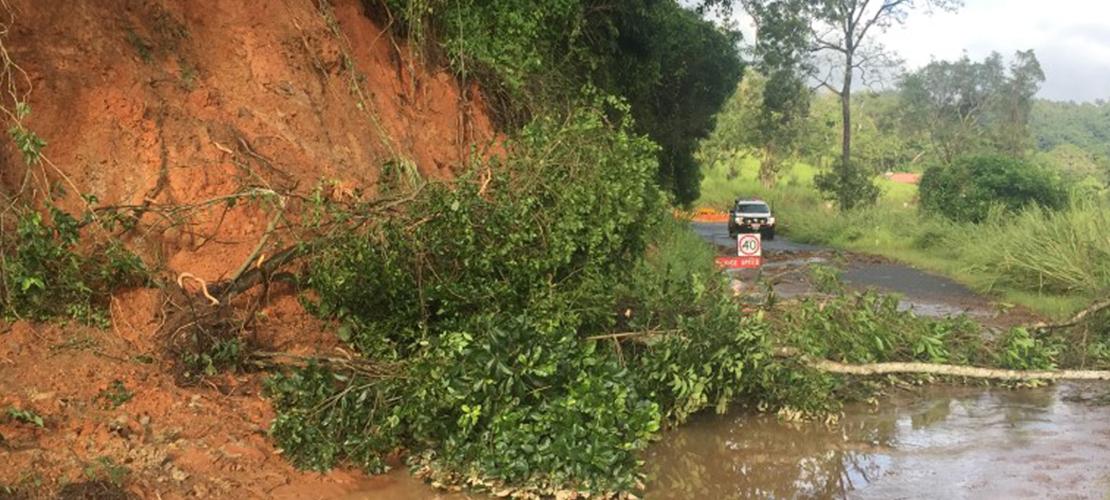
[840,51,853,170]
[760,146,778,188]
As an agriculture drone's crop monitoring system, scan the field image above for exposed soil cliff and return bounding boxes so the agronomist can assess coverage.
[0,0,494,280]
[0,1,495,497]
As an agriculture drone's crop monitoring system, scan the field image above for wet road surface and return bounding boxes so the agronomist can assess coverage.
[645,383,1110,499]
[691,221,995,319]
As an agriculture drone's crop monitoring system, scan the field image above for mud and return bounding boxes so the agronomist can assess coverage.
[645,383,1110,499]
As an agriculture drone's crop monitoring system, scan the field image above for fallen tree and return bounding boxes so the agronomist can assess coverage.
[775,347,1110,381]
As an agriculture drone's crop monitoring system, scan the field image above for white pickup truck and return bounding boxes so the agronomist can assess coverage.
[727,199,776,240]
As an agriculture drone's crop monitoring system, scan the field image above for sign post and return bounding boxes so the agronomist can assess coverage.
[714,233,762,269]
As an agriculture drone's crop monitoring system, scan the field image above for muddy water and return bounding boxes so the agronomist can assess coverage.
[350,384,1110,499]
[644,384,1110,499]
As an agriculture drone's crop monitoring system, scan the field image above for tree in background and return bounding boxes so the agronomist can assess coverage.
[748,0,812,186]
[591,1,745,205]
[899,51,1044,164]
[698,0,811,188]
[806,0,960,167]
[388,0,744,206]
[997,50,1045,156]
[808,0,960,209]
[701,0,959,209]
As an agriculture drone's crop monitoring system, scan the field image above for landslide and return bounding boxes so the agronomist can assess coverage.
[0,0,495,281]
[0,0,494,497]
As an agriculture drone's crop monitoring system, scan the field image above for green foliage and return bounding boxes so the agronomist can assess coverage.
[806,262,843,294]
[992,328,1058,371]
[8,101,45,166]
[1,207,147,325]
[594,1,744,205]
[813,158,880,210]
[266,362,399,474]
[778,291,985,366]
[82,456,130,487]
[377,0,742,205]
[96,380,133,408]
[5,407,44,428]
[180,337,245,379]
[962,199,1110,295]
[919,155,1067,223]
[274,101,672,494]
[307,99,662,352]
[403,314,660,492]
[613,219,781,423]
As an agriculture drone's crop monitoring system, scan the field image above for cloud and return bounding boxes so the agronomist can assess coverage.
[884,0,1110,102]
[702,0,1110,102]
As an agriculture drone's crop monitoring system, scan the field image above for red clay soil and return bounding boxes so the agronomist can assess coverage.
[0,287,398,498]
[0,0,496,283]
[886,172,921,184]
[687,208,729,223]
[0,0,498,497]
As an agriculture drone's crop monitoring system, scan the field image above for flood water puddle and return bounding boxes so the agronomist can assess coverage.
[644,384,1110,499]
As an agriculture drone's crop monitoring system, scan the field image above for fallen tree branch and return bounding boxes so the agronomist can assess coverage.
[1030,297,1110,332]
[584,329,680,341]
[775,347,1110,381]
[248,350,406,379]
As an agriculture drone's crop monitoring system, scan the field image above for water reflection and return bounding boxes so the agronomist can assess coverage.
[644,384,1110,499]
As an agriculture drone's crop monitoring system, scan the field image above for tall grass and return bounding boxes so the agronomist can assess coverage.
[963,200,1110,295]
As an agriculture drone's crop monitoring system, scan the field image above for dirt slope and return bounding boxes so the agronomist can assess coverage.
[1,0,495,281]
[0,1,494,497]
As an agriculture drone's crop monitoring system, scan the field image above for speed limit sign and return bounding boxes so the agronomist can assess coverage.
[729,233,762,269]
[737,233,761,257]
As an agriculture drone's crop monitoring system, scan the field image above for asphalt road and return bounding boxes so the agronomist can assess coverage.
[691,221,994,318]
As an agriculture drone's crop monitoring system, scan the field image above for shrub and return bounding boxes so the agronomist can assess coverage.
[919,155,1068,223]
[813,158,880,210]
[1,206,147,325]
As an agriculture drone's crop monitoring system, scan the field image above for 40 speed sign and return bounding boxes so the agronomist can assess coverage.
[714,233,762,269]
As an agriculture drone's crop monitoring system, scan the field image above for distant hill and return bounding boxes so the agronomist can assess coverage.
[1032,99,1110,158]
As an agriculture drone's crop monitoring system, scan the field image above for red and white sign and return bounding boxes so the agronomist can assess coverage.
[720,233,761,268]
[715,256,762,269]
[737,233,762,257]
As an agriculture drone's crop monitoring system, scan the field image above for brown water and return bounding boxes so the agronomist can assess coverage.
[644,384,1110,499]
[349,384,1110,499]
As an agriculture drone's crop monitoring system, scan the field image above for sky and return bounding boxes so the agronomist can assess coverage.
[706,0,1110,102]
[883,0,1110,102]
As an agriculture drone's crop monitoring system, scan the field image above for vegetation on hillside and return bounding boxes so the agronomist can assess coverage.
[380,0,743,204]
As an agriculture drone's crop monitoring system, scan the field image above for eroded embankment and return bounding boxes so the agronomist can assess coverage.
[0,1,497,496]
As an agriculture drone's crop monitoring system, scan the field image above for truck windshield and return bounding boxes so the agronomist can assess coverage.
[738,203,770,214]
